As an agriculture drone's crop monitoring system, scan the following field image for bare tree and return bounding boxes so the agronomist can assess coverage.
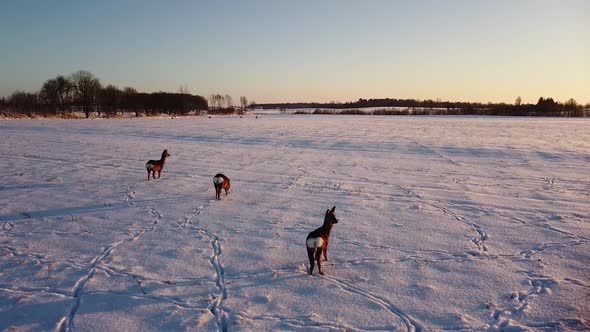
[565,98,579,117]
[215,94,224,109]
[70,70,101,118]
[55,75,72,110]
[8,90,40,115]
[98,84,122,117]
[40,75,72,114]
[240,96,248,112]
[515,96,522,106]
[178,85,190,94]
[123,87,137,95]
[209,94,216,110]
[224,94,233,109]
[121,87,139,116]
[40,79,60,114]
[565,98,577,108]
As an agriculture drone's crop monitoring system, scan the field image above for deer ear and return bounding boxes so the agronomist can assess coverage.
[330,206,336,214]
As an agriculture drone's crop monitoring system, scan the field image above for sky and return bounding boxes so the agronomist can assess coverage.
[0,0,588,104]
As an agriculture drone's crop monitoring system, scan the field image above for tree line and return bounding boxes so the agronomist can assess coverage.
[207,94,249,115]
[2,73,586,118]
[0,70,210,118]
[255,97,589,117]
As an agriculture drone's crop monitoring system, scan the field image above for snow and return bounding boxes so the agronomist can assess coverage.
[0,115,589,331]
[251,106,448,114]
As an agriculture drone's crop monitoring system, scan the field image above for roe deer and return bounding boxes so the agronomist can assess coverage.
[213,173,231,200]
[306,206,339,275]
[145,149,170,181]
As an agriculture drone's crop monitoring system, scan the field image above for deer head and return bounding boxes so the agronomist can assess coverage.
[324,206,338,226]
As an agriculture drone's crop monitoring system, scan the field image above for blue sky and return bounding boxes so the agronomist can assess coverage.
[1,0,588,103]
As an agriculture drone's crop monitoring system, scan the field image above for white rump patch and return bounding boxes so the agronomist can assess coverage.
[306,237,324,248]
[213,177,224,185]
[146,163,154,170]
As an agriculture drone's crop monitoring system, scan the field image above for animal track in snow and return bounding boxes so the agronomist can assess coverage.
[124,187,136,206]
[543,177,556,190]
[1,222,14,231]
[148,207,162,224]
[178,201,212,228]
[203,230,228,332]
[489,272,560,330]
[227,266,419,331]
[322,275,422,332]
[56,238,127,332]
[285,165,307,189]
[518,240,588,261]
[176,201,227,331]
[233,312,358,331]
[434,204,488,253]
[398,185,489,254]
[55,205,160,331]
[528,274,557,295]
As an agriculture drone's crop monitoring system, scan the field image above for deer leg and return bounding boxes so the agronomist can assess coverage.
[157,171,161,179]
[307,248,315,275]
[147,170,150,181]
[323,240,329,261]
[315,247,324,275]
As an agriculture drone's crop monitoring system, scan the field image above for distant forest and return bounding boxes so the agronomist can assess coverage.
[255,97,589,117]
[1,70,588,118]
[0,70,247,118]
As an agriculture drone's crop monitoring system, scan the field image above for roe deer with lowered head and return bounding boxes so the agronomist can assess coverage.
[145,149,170,181]
[213,173,231,200]
[306,206,339,275]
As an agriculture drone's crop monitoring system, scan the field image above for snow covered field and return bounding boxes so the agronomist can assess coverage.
[1,115,589,331]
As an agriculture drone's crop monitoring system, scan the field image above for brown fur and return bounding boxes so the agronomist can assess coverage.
[213,173,231,200]
[146,149,170,181]
[306,206,339,275]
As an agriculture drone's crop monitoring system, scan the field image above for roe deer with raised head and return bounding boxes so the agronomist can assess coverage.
[213,173,230,200]
[145,149,170,181]
[306,206,339,275]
